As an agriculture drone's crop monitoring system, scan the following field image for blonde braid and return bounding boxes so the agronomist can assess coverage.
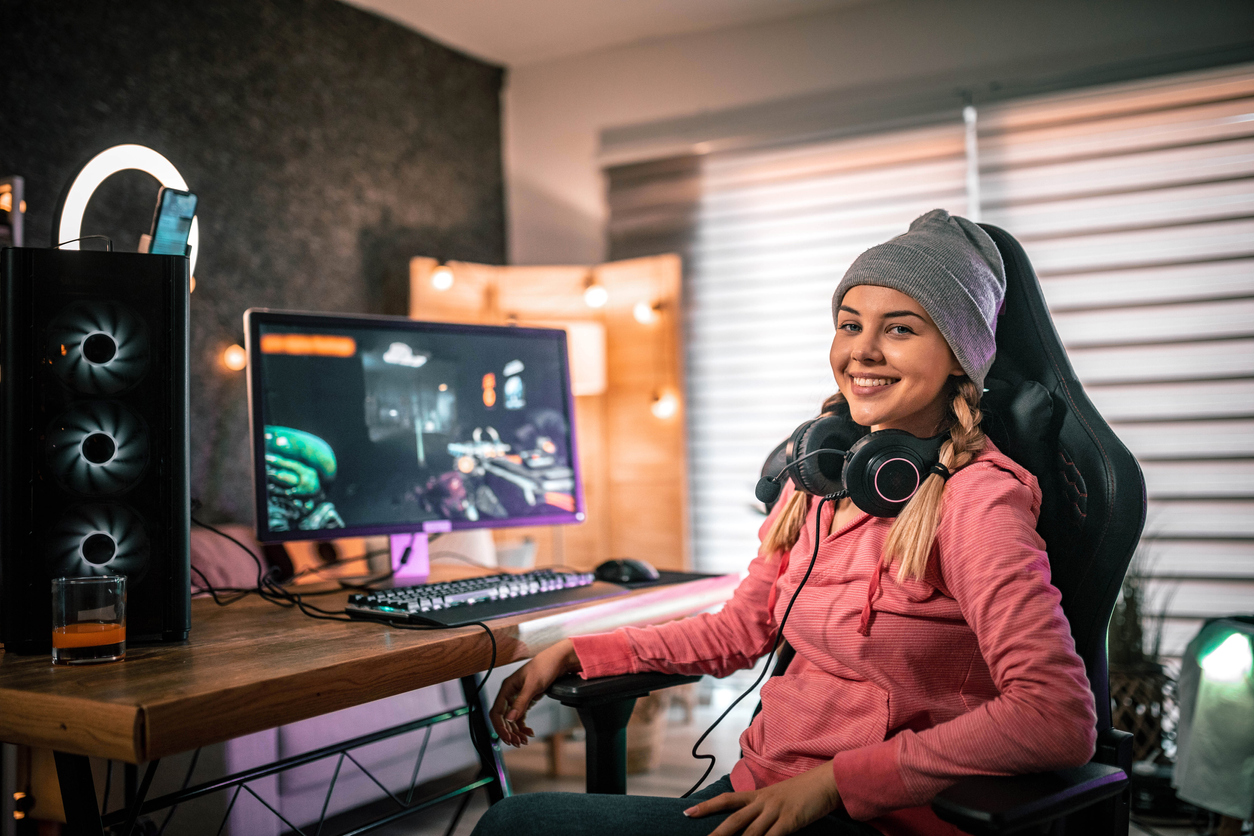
[883,378,986,581]
[759,391,847,560]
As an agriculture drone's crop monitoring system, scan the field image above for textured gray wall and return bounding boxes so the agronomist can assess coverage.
[0,0,506,521]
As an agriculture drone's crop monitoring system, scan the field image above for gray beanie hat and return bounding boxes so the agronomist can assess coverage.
[832,209,1006,390]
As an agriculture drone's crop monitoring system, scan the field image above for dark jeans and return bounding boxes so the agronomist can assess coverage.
[469,776,880,836]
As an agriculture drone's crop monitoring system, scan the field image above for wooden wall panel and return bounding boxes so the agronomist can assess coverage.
[409,254,689,571]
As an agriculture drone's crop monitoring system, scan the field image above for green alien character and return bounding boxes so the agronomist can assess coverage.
[264,426,346,532]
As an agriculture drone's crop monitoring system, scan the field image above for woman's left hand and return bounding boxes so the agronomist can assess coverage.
[683,760,843,836]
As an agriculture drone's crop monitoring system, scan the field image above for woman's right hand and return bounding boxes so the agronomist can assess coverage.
[489,638,582,747]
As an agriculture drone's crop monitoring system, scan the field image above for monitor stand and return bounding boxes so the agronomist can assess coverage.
[390,533,431,586]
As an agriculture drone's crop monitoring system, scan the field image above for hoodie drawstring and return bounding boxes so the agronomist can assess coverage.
[858,559,883,636]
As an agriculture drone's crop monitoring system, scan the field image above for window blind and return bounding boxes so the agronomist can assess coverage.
[611,123,971,574]
[977,64,1254,658]
[606,63,1254,656]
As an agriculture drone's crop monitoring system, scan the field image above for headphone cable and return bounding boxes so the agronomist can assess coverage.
[681,491,842,798]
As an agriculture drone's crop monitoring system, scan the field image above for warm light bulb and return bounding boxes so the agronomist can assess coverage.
[431,265,454,291]
[633,301,659,324]
[584,282,608,309]
[190,276,196,293]
[651,391,679,419]
[222,344,247,371]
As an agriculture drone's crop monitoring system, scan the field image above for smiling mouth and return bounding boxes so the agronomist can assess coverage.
[851,376,898,387]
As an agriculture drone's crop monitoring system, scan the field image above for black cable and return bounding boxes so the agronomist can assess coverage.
[156,747,201,836]
[467,621,496,699]
[190,564,252,605]
[680,492,841,799]
[102,760,113,815]
[55,234,113,251]
[288,549,389,582]
[190,519,497,693]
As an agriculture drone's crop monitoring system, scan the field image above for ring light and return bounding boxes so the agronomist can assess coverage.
[57,144,199,278]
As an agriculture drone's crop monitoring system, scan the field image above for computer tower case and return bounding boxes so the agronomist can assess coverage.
[1,247,190,653]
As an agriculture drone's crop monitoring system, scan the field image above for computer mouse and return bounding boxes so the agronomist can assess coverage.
[594,558,661,584]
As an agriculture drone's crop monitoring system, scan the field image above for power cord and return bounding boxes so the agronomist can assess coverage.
[190,517,497,697]
[55,234,113,251]
[156,748,201,836]
[680,492,841,798]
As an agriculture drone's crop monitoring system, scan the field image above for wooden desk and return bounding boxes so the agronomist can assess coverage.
[0,572,739,833]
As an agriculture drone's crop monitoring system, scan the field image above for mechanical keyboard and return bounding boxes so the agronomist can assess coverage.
[345,568,627,628]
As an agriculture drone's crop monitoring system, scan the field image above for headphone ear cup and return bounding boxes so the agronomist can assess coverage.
[791,415,850,497]
[844,430,944,517]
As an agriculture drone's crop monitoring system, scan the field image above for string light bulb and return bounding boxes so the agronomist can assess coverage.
[222,344,247,371]
[651,391,679,420]
[583,275,608,309]
[430,264,454,291]
[633,300,660,324]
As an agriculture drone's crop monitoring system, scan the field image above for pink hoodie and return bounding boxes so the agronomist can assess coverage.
[571,441,1096,836]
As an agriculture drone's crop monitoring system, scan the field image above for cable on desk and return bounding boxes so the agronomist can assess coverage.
[55,234,113,251]
[190,518,499,696]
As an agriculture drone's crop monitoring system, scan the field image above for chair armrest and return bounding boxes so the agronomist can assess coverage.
[546,672,702,707]
[547,673,702,794]
[1094,727,1133,772]
[931,762,1128,835]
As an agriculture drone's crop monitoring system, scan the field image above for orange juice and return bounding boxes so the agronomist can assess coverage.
[52,621,125,664]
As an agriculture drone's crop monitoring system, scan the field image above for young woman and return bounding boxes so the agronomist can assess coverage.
[471,210,1097,836]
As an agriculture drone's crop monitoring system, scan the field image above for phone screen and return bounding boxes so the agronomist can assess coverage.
[150,188,198,256]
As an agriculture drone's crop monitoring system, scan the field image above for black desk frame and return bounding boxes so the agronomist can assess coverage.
[54,675,509,836]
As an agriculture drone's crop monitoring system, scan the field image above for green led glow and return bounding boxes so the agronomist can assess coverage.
[1199,632,1253,684]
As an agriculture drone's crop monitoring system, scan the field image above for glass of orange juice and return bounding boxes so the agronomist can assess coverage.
[51,576,126,665]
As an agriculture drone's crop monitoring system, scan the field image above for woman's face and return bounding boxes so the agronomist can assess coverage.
[830,285,964,436]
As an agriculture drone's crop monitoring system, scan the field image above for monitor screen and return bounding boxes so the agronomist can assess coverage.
[245,309,585,543]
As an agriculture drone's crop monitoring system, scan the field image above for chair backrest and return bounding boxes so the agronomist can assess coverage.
[978,223,1146,730]
[757,225,1147,731]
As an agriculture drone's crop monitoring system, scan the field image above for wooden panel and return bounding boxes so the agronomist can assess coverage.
[607,483,689,572]
[409,253,689,571]
[0,692,141,761]
[599,254,689,569]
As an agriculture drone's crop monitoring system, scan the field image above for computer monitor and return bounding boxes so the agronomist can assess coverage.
[244,309,586,552]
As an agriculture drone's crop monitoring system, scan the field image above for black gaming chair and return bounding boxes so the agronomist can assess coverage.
[545,224,1146,835]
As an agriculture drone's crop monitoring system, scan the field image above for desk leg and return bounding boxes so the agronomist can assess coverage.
[460,675,510,803]
[53,752,104,836]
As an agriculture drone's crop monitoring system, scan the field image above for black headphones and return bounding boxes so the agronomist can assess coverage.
[756,406,948,517]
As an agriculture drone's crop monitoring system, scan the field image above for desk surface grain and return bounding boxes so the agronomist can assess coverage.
[0,573,739,762]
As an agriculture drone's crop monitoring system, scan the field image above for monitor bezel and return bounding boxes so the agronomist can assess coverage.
[244,308,587,545]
